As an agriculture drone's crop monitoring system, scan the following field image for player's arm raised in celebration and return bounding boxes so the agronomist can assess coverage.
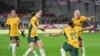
[82,25,94,31]
[87,16,95,21]
[51,31,63,36]
[38,27,45,32]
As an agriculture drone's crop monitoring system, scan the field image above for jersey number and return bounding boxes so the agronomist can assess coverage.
[70,32,77,39]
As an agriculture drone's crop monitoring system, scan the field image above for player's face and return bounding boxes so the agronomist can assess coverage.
[74,10,80,18]
[11,10,16,17]
[36,10,42,18]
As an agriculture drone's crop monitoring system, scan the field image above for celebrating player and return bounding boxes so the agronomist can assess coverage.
[23,10,46,56]
[49,21,93,56]
[72,9,94,56]
[5,9,21,56]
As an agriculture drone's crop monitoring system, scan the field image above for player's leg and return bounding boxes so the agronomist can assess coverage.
[9,37,12,50]
[61,42,66,56]
[79,36,85,56]
[10,37,17,56]
[35,36,46,56]
[61,42,71,56]
[23,37,35,56]
[33,50,39,56]
[61,47,66,56]
[81,43,85,56]
[15,37,20,47]
[23,42,35,56]
[70,46,78,56]
[32,42,39,56]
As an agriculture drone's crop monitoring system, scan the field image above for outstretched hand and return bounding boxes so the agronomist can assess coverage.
[39,28,45,32]
[21,30,26,37]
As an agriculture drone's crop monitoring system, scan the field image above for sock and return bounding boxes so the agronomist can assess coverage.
[9,43,12,50]
[23,48,32,56]
[11,44,16,56]
[33,50,38,56]
[81,47,85,56]
[61,48,66,56]
[39,48,46,56]
[9,43,11,47]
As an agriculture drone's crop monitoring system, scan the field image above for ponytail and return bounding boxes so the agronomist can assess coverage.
[31,9,40,17]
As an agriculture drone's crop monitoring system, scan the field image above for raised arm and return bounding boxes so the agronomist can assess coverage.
[82,25,94,31]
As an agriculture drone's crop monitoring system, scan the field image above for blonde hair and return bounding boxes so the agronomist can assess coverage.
[74,9,80,15]
[74,9,80,18]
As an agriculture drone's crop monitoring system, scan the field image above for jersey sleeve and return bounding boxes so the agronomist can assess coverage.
[15,17,21,24]
[30,17,36,26]
[6,18,10,25]
[62,27,66,33]
[71,18,74,21]
[61,28,64,34]
[30,17,39,27]
[80,16,87,22]
[62,27,68,34]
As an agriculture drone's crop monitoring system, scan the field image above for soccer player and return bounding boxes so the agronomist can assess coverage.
[5,9,21,56]
[49,21,93,56]
[23,10,46,56]
[72,9,94,56]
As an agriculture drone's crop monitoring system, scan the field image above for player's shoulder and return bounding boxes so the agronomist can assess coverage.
[16,16,19,19]
[15,16,20,21]
[63,24,68,28]
[63,25,70,30]
[71,17,75,21]
[31,16,37,20]
[80,16,86,18]
[7,17,11,19]
[6,17,12,21]
[15,16,20,19]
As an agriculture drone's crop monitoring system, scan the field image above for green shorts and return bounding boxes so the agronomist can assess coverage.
[10,36,19,41]
[63,42,78,56]
[27,36,40,43]
[9,36,20,44]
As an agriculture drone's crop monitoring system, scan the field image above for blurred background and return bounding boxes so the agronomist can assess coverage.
[0,0,100,31]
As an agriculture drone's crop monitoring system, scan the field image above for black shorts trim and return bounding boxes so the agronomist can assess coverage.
[27,36,40,43]
[10,36,19,40]
[78,36,82,40]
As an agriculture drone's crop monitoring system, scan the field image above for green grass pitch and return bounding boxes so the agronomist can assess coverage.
[0,32,100,56]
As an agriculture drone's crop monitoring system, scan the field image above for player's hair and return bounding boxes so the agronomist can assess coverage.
[31,9,41,16]
[68,21,74,28]
[9,9,16,13]
[29,9,41,21]
[74,9,80,15]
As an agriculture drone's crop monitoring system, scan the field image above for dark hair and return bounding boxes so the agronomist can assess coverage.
[68,21,74,28]
[31,9,41,16]
[8,9,16,14]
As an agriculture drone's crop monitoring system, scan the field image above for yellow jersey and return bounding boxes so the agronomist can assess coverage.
[28,16,39,38]
[74,26,82,37]
[63,26,81,48]
[72,16,86,36]
[6,16,20,36]
[72,16,87,27]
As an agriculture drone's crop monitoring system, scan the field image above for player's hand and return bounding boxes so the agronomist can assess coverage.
[21,30,25,37]
[84,25,94,30]
[90,16,94,21]
[90,25,94,29]
[40,28,45,31]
